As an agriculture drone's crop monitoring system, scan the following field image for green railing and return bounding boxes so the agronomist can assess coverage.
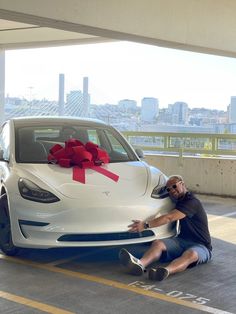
[122,131,236,157]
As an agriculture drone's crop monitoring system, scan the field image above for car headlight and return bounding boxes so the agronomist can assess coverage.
[151,174,168,199]
[18,178,60,203]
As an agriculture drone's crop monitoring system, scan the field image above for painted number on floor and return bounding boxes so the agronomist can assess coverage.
[128,281,210,305]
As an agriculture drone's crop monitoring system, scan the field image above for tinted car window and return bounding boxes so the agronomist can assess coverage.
[15,124,137,163]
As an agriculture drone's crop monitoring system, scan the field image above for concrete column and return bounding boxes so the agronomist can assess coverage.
[0,50,5,124]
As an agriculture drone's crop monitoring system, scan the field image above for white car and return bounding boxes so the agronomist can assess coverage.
[0,117,177,255]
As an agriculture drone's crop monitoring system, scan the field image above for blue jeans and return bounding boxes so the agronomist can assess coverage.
[160,237,212,265]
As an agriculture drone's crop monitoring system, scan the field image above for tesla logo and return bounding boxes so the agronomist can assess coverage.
[102,191,110,196]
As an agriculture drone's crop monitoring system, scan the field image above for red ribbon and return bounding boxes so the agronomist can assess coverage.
[48,139,119,184]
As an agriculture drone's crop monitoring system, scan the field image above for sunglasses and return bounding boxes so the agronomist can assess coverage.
[166,181,182,192]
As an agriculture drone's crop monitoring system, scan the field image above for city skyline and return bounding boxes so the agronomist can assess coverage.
[5,41,236,110]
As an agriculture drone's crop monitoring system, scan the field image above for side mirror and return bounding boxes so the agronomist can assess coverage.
[135,148,144,159]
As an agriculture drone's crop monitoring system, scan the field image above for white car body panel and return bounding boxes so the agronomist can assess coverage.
[17,162,149,199]
[0,117,177,250]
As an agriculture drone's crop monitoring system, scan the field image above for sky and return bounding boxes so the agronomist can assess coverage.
[5,41,236,110]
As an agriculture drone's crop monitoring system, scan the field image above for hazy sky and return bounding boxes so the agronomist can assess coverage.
[5,41,236,110]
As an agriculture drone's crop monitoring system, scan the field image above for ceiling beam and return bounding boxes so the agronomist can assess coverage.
[1,0,236,57]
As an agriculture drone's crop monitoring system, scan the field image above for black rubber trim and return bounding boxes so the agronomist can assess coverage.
[57,230,154,242]
[19,220,49,226]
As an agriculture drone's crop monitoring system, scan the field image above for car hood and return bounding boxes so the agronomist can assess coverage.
[16,161,153,200]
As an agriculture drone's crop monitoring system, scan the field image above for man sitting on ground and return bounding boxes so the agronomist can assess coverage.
[119,175,212,281]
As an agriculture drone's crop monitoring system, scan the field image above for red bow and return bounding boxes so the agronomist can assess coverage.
[48,139,119,184]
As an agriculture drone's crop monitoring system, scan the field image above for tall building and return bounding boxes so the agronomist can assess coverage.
[65,90,83,116]
[58,73,65,116]
[65,77,90,117]
[229,96,236,123]
[171,101,188,125]
[141,97,159,122]
[118,99,137,111]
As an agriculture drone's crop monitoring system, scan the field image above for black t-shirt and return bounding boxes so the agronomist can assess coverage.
[176,192,212,251]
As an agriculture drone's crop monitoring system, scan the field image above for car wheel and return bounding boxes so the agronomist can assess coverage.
[0,194,19,256]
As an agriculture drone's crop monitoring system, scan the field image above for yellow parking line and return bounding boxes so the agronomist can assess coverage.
[208,211,236,221]
[208,214,236,244]
[46,253,82,266]
[0,290,74,314]
[0,254,233,314]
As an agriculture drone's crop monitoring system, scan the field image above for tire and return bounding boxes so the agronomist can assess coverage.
[0,194,19,256]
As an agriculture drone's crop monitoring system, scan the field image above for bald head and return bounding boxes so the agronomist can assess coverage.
[166,175,187,199]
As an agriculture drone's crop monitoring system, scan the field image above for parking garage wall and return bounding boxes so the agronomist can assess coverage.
[145,154,236,197]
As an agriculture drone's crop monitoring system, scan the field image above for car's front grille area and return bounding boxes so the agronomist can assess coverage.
[57,230,154,242]
[19,220,49,226]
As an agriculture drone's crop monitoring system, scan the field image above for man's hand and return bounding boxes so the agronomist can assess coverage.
[128,220,145,232]
[127,209,185,233]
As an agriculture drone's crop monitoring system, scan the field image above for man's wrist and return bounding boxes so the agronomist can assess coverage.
[143,221,150,229]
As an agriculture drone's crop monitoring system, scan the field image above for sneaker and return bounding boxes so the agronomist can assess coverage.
[148,267,169,281]
[119,248,145,276]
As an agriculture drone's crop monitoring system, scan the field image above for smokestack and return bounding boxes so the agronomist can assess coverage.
[58,73,65,116]
[83,76,89,117]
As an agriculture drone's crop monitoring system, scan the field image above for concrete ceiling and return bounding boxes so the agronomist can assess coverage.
[1,0,236,56]
[0,18,112,50]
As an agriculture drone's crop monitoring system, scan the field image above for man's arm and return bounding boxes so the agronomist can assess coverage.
[128,209,186,232]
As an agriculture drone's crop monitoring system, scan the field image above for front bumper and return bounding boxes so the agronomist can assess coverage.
[9,193,177,249]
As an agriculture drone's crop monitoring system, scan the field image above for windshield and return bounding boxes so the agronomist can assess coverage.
[15,124,138,163]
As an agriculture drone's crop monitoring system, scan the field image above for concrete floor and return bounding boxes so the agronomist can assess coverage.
[0,195,235,314]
